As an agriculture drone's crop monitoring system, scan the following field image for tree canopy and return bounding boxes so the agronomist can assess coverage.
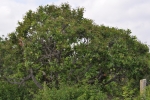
[0,3,150,99]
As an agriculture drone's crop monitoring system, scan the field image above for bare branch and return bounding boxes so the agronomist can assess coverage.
[4,76,21,84]
[30,68,43,89]
[3,68,43,89]
[3,74,31,86]
[19,74,31,86]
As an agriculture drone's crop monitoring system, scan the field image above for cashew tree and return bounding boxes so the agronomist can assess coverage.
[0,3,150,91]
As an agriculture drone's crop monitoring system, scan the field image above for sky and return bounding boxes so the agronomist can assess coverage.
[0,0,150,46]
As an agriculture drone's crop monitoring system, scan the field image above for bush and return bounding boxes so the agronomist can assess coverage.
[0,81,30,100]
[34,83,107,100]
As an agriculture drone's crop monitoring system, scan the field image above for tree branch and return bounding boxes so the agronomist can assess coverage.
[30,68,43,89]
[4,68,43,89]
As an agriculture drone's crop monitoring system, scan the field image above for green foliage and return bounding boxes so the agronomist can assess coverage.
[134,85,150,100]
[121,79,137,99]
[34,83,106,100]
[109,79,138,100]
[0,81,30,100]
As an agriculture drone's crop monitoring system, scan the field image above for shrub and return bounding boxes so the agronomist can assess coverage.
[0,81,30,100]
[34,83,107,100]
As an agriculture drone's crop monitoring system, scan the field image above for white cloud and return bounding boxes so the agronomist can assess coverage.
[0,0,37,36]
[0,0,150,45]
